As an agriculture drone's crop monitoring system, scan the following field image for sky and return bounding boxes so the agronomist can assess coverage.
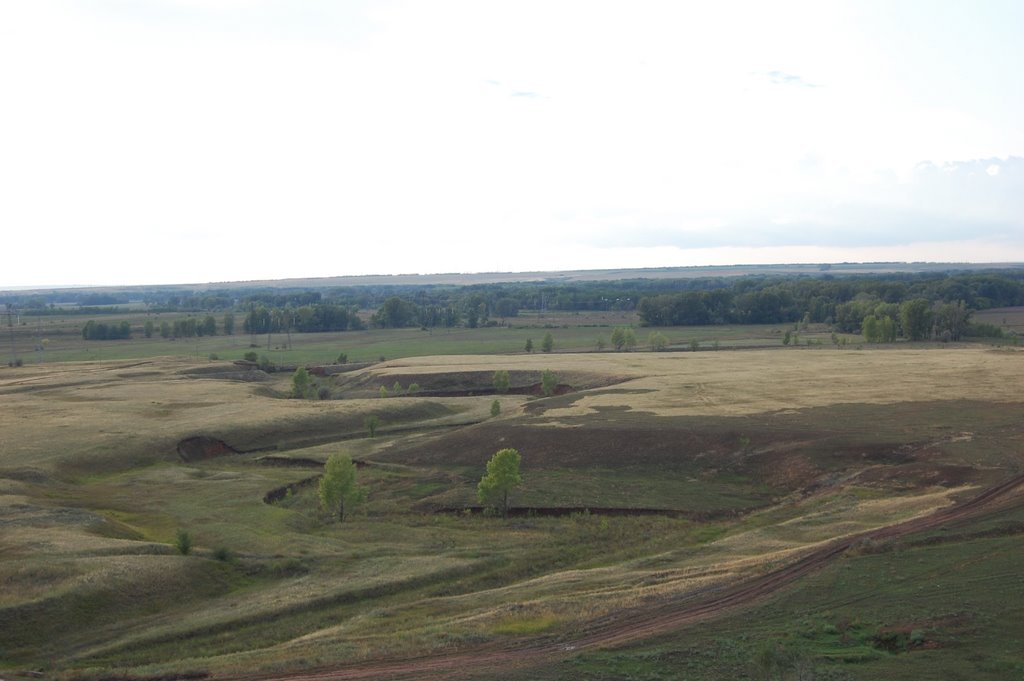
[1,0,1023,288]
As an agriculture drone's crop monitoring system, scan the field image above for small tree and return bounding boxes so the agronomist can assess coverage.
[623,328,637,351]
[319,454,366,522]
[493,369,511,394]
[144,320,154,338]
[174,529,193,555]
[292,367,312,398]
[524,337,534,353]
[648,331,668,351]
[490,399,501,417]
[365,415,379,437]
[477,448,522,518]
[611,326,626,351]
[689,338,699,352]
[541,332,554,353]
[336,352,348,364]
[541,369,558,396]
[596,335,606,351]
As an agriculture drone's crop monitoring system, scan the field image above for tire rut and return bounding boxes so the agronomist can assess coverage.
[236,472,1024,681]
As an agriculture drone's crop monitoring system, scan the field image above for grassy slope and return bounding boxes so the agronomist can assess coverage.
[1,347,1022,678]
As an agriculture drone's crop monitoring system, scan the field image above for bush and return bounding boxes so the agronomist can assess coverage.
[243,351,258,362]
[212,546,232,562]
[493,370,510,393]
[317,386,331,400]
[336,352,348,364]
[175,530,193,555]
[490,399,501,417]
[968,322,1004,338]
[541,369,558,396]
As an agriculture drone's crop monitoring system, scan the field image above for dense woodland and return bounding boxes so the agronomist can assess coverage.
[4,269,1024,341]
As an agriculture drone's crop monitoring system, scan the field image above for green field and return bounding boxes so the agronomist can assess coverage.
[4,308,864,366]
[2,319,1023,680]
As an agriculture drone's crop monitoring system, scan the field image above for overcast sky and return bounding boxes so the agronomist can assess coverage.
[2,1,1022,287]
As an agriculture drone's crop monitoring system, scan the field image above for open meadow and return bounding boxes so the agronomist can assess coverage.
[2,337,1024,680]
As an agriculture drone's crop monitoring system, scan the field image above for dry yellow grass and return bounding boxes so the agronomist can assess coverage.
[363,346,1024,418]
[2,346,1022,675]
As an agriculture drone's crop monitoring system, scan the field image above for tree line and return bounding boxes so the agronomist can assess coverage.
[66,270,1024,339]
[242,304,364,334]
[636,272,1024,329]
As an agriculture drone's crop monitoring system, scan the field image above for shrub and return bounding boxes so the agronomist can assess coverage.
[317,386,331,400]
[969,322,1004,338]
[175,530,193,555]
[541,369,558,397]
[490,399,501,417]
[336,352,348,364]
[243,351,258,362]
[493,370,510,393]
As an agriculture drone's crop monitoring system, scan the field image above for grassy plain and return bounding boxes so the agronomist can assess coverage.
[1,326,1023,680]
[4,308,857,366]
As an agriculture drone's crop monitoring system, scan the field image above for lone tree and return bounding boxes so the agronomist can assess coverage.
[319,454,366,522]
[291,367,312,398]
[477,448,522,518]
[492,369,510,393]
[541,369,558,396]
[541,332,554,353]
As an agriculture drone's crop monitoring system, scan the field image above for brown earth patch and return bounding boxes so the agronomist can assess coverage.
[852,463,980,489]
[176,436,239,462]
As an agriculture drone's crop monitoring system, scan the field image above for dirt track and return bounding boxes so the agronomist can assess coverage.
[242,472,1024,681]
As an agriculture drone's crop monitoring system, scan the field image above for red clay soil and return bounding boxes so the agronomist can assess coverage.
[236,472,1024,681]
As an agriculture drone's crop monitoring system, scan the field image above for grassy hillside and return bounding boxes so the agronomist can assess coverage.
[1,346,1022,679]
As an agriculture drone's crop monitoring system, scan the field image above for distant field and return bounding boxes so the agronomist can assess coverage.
[972,305,1024,335]
[2,344,1023,680]
[3,307,865,366]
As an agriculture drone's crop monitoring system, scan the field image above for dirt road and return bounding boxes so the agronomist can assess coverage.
[243,472,1024,681]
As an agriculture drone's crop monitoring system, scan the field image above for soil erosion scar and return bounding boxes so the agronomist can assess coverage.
[241,471,1024,681]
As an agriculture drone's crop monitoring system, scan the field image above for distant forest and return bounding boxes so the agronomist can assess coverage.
[5,269,1024,339]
